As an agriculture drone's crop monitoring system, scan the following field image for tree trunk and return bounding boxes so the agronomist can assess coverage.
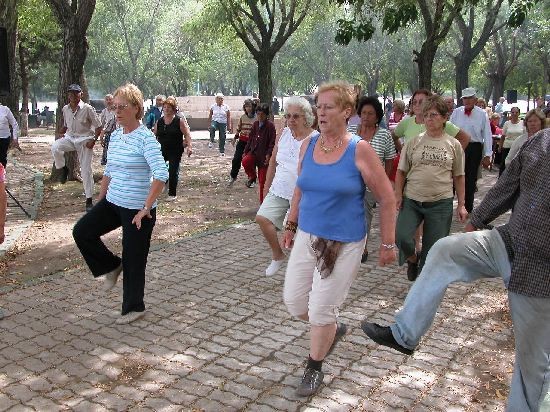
[490,76,505,107]
[256,53,273,105]
[45,0,96,182]
[18,42,29,136]
[454,51,473,102]
[0,0,19,114]
[415,41,437,90]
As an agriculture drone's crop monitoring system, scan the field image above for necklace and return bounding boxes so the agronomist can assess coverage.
[319,134,344,153]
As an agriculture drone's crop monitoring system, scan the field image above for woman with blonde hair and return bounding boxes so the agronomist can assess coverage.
[388,99,406,131]
[282,81,396,396]
[505,109,546,167]
[153,96,192,200]
[73,83,168,324]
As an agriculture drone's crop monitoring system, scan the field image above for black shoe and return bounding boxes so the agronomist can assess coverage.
[295,367,324,397]
[360,321,414,355]
[407,259,419,281]
[326,322,347,357]
[85,198,93,212]
[59,166,69,184]
[361,251,369,263]
[246,179,256,188]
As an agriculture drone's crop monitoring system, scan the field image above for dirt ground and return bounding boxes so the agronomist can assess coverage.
[1,130,258,287]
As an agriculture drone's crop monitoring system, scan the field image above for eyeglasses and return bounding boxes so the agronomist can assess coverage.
[424,112,442,119]
[284,113,303,120]
[112,104,129,111]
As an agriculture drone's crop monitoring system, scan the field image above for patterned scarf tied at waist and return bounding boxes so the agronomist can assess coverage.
[311,237,344,279]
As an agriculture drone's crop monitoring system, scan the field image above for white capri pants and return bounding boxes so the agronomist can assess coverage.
[52,135,94,198]
[283,230,365,326]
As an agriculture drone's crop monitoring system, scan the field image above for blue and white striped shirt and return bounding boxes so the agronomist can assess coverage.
[105,125,168,210]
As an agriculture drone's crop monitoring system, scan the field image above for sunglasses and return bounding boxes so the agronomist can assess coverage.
[112,104,129,111]
[284,113,303,120]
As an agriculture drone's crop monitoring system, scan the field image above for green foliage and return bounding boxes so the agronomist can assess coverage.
[18,0,61,64]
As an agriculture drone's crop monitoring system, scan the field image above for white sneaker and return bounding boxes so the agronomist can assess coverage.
[166,195,177,201]
[265,258,285,276]
[103,264,122,291]
[208,142,213,149]
[115,311,145,325]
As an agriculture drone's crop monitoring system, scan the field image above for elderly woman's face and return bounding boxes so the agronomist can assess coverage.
[215,97,223,105]
[526,115,542,135]
[423,106,446,132]
[316,91,350,132]
[411,93,428,114]
[284,105,305,129]
[113,97,138,126]
[360,104,378,127]
[104,96,114,108]
[163,103,175,115]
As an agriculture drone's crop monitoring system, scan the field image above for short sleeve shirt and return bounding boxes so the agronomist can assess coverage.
[394,115,460,144]
[399,132,465,202]
[210,104,230,124]
[502,120,526,149]
[62,101,101,138]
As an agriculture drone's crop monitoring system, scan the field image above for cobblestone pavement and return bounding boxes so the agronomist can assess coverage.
[0,169,519,411]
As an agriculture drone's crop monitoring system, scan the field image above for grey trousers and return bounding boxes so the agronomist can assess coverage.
[390,229,550,411]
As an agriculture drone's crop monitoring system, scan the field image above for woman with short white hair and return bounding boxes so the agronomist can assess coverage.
[256,96,315,276]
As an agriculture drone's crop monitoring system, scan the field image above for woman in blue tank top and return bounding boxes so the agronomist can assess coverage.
[281,82,397,397]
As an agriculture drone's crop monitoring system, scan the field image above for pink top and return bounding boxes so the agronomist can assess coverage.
[0,164,5,182]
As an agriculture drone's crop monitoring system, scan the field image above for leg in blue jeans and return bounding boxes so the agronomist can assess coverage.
[119,206,156,315]
[390,229,550,409]
[209,121,218,143]
[507,292,550,411]
[391,229,510,350]
[218,122,227,153]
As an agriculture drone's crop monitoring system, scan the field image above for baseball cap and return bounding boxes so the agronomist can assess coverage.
[68,84,82,92]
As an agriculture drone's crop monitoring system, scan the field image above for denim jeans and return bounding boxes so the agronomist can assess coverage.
[73,199,157,315]
[390,229,550,411]
[210,121,227,153]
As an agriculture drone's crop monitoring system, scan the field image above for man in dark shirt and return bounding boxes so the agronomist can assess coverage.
[361,128,550,411]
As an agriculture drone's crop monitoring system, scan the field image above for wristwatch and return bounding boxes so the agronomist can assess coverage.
[142,205,150,212]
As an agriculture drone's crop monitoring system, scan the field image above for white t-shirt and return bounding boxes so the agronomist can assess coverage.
[0,104,19,140]
[210,103,230,124]
[502,120,526,149]
[270,127,309,200]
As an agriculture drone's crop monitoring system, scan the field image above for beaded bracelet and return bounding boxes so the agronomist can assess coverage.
[285,221,298,233]
[381,243,397,250]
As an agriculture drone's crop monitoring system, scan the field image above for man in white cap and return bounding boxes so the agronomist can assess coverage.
[207,93,232,156]
[450,87,492,213]
[51,84,102,212]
